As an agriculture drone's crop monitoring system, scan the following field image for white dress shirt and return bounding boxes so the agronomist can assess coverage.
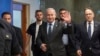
[62,23,68,45]
[47,21,55,34]
[62,34,68,45]
[86,20,94,37]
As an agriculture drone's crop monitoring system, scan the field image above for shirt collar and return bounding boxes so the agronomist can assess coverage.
[86,20,94,25]
[47,20,55,26]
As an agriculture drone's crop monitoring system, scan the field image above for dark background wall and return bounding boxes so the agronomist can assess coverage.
[40,0,100,22]
[40,0,74,20]
[74,0,100,22]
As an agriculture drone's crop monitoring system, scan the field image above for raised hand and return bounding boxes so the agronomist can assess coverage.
[63,12,71,23]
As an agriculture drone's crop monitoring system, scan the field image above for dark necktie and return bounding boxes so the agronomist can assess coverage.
[88,22,91,38]
[48,23,52,39]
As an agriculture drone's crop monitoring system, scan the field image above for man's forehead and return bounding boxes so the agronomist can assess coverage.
[47,8,56,12]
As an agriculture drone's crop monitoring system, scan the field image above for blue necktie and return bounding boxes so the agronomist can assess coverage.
[48,23,52,39]
[88,23,91,38]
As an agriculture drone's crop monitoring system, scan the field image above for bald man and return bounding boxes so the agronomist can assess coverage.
[36,8,72,56]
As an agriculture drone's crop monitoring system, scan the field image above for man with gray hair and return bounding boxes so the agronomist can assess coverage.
[36,8,72,56]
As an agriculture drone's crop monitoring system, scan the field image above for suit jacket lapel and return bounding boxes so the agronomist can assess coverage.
[93,21,98,33]
[34,22,36,33]
[50,21,58,41]
[52,21,58,34]
[83,21,90,39]
[43,23,48,39]
[83,21,87,32]
[91,21,98,39]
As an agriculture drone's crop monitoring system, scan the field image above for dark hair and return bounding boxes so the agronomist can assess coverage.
[1,12,11,18]
[84,7,95,13]
[59,8,70,21]
[59,8,69,13]
[35,10,43,15]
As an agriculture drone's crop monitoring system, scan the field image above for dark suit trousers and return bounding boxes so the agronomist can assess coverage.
[64,45,69,56]
[40,52,53,56]
[65,45,76,56]
[82,49,100,56]
[32,45,41,56]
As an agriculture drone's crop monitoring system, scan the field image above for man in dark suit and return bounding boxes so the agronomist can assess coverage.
[26,10,44,56]
[36,8,72,56]
[0,19,21,56]
[76,7,100,56]
[1,12,23,55]
[59,8,77,56]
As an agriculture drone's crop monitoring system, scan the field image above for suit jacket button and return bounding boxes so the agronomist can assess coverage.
[6,35,9,38]
[89,47,91,50]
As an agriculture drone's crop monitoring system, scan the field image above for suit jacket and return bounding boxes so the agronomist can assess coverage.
[37,20,72,56]
[67,22,78,53]
[59,20,77,53]
[76,21,100,55]
[27,21,45,50]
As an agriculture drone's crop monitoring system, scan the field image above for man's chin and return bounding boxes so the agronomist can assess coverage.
[37,19,42,21]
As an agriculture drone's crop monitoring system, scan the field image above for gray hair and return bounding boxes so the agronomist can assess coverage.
[46,8,56,14]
